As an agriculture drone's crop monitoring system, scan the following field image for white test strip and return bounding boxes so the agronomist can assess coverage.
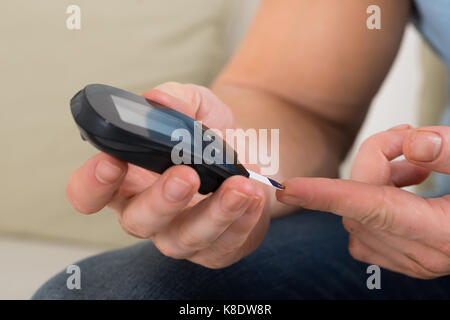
[247,170,285,190]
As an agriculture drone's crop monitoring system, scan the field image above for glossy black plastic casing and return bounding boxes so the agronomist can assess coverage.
[70,84,249,194]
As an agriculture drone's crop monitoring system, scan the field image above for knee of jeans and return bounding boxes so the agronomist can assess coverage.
[31,241,212,300]
[31,271,78,300]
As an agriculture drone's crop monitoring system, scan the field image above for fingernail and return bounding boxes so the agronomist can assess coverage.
[221,189,249,213]
[389,124,412,131]
[95,160,123,184]
[278,193,306,207]
[163,176,192,202]
[409,130,442,162]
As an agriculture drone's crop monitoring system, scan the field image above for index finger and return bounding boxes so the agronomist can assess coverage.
[276,177,440,242]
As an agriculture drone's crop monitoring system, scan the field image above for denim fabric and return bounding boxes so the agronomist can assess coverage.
[32,211,450,300]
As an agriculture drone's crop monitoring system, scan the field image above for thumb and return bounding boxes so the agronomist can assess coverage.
[141,82,234,130]
[403,126,450,174]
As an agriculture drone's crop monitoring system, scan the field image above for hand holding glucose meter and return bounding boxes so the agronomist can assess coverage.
[70,84,284,194]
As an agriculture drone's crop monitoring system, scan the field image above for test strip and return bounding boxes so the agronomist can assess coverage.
[247,170,285,190]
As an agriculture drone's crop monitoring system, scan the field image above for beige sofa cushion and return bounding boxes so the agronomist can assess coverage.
[0,0,241,247]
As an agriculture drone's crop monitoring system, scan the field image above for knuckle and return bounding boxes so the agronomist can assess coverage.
[359,136,377,153]
[404,252,441,279]
[200,259,229,270]
[209,210,236,228]
[417,258,448,276]
[359,131,389,151]
[407,262,436,279]
[358,208,382,228]
[190,247,239,269]
[348,237,367,262]
[439,242,450,257]
[220,245,239,255]
[176,223,209,251]
[423,261,448,276]
[342,218,361,234]
[121,211,153,239]
[186,84,234,123]
[358,187,394,231]
[215,240,243,256]
[118,220,140,238]
[152,237,189,260]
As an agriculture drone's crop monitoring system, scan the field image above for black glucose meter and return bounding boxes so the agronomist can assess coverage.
[70,84,283,194]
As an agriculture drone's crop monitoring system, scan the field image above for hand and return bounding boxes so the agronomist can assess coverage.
[67,82,270,269]
[277,125,450,279]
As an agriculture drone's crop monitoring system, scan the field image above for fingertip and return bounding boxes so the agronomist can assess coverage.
[141,88,167,102]
[65,176,92,214]
[66,153,127,214]
[275,192,306,207]
[166,165,200,186]
[89,153,128,186]
[275,177,326,206]
[160,166,201,201]
[94,159,127,185]
[276,177,303,194]
[66,174,101,215]
[222,175,257,197]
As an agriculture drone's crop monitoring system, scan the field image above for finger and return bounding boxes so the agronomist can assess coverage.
[390,160,430,187]
[115,211,146,239]
[142,82,234,129]
[119,165,200,238]
[191,191,266,268]
[344,219,446,279]
[347,236,407,276]
[403,126,450,174]
[345,217,450,266]
[66,153,127,214]
[154,175,261,259]
[276,177,438,240]
[351,128,412,184]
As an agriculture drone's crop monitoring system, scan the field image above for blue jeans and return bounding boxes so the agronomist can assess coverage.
[32,211,450,299]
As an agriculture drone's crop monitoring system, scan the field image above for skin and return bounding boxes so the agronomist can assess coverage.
[277,125,450,279]
[67,0,450,276]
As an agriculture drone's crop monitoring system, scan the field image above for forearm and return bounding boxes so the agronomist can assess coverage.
[209,0,410,216]
[211,80,353,216]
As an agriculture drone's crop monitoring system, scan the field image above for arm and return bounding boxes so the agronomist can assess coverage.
[278,126,450,279]
[212,0,411,215]
[66,0,412,268]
